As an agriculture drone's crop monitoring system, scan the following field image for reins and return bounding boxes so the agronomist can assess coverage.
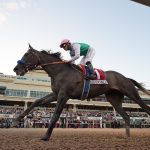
[40,61,66,67]
[40,60,83,75]
[34,61,67,70]
[37,60,83,75]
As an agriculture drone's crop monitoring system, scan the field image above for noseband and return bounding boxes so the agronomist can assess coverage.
[17,51,41,71]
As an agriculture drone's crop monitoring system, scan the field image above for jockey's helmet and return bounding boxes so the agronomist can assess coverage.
[60,39,71,48]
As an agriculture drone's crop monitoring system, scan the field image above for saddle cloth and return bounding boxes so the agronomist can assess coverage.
[80,64,108,99]
[79,64,106,80]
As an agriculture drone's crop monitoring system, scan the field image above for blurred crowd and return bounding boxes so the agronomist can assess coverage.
[0,106,150,128]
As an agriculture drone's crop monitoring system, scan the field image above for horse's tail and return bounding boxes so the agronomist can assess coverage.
[129,78,150,96]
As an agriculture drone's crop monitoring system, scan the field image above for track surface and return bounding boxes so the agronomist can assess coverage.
[0,128,150,150]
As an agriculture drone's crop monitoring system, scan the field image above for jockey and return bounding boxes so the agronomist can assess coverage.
[60,39,96,79]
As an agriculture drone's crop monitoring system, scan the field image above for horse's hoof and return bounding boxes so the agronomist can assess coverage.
[40,135,49,141]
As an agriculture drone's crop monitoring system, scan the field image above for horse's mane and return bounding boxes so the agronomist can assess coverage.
[41,50,63,60]
[40,50,82,72]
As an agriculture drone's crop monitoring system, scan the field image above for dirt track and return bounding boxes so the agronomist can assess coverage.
[0,128,150,150]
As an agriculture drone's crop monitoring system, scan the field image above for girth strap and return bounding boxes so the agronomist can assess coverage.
[81,67,91,99]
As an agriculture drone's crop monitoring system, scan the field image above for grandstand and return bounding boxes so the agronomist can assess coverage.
[0,70,150,128]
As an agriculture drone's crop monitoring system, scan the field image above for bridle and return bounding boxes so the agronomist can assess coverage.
[17,50,66,71]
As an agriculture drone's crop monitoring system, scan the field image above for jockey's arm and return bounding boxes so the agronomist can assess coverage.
[69,43,80,63]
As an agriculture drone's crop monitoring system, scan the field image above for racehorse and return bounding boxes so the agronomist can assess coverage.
[13,44,150,141]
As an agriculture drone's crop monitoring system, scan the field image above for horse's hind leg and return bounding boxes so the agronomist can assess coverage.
[105,90,130,137]
[125,90,150,115]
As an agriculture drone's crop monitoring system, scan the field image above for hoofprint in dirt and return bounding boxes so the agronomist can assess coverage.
[0,128,149,150]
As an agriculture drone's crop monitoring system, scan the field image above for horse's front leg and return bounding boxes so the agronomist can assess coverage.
[11,92,57,127]
[41,90,68,141]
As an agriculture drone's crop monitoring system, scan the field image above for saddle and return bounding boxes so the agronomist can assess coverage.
[78,64,106,80]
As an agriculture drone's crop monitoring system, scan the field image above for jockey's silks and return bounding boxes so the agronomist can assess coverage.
[69,43,90,56]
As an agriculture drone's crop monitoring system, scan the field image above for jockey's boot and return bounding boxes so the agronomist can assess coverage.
[86,61,97,80]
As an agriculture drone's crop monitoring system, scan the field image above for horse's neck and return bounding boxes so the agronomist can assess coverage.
[39,55,69,78]
[44,64,68,77]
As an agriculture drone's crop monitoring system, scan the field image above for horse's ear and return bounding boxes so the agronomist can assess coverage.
[28,43,33,49]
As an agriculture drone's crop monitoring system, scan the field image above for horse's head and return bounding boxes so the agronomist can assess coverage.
[13,44,40,76]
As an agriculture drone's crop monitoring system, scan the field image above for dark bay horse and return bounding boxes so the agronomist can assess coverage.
[13,45,150,141]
